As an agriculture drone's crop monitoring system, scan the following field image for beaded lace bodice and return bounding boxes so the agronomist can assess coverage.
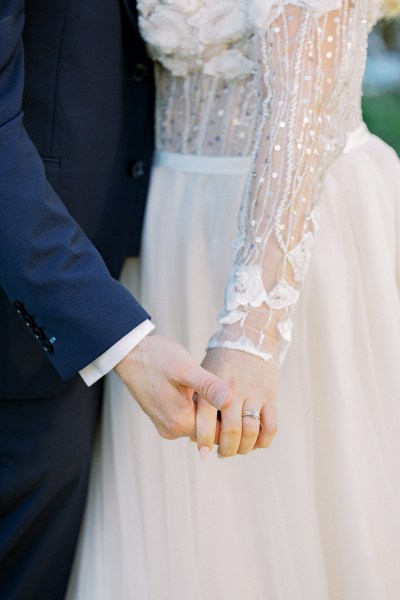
[138,1,260,156]
[138,0,383,365]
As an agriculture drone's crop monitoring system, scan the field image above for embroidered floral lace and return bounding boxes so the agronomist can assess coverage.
[138,0,383,366]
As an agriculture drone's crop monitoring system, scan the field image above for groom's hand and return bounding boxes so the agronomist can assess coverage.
[115,335,231,440]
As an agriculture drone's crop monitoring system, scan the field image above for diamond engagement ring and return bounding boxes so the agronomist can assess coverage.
[242,410,261,420]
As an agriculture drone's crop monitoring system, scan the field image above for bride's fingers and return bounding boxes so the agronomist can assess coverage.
[217,400,243,457]
[196,397,218,460]
[254,400,278,449]
[214,419,221,445]
[237,403,262,454]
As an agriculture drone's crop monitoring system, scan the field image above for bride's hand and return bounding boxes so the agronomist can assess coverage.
[196,349,279,459]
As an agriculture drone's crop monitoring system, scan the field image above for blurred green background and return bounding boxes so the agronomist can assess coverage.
[363,18,400,155]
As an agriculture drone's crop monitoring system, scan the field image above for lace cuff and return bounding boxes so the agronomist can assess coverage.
[208,1,370,365]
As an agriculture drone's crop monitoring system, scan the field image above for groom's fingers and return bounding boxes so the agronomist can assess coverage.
[195,398,218,459]
[181,365,231,411]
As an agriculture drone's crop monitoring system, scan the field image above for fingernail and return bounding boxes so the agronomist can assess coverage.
[214,391,229,410]
[199,446,211,461]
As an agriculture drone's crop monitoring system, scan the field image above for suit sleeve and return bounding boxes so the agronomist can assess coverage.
[0,0,150,381]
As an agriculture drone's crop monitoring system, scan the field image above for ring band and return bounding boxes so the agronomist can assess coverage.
[242,410,261,420]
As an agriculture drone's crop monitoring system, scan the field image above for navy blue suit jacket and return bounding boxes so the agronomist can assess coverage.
[0,0,155,397]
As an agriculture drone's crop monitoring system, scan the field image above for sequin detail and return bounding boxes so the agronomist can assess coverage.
[208,1,379,365]
[137,1,383,366]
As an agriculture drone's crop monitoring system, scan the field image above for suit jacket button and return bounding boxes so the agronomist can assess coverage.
[23,315,35,328]
[131,63,148,83]
[14,301,25,315]
[42,339,54,353]
[32,326,43,340]
[130,160,145,179]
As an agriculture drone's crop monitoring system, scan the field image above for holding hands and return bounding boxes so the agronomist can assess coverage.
[116,336,278,458]
[115,335,232,440]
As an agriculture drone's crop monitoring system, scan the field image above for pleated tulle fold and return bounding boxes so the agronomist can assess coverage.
[68,133,400,600]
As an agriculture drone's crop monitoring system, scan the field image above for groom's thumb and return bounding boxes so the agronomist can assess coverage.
[188,367,231,410]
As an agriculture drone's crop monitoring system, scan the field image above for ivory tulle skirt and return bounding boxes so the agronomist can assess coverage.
[67,125,400,600]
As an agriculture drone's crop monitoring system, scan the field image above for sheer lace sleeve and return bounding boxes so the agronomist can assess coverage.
[208,1,372,365]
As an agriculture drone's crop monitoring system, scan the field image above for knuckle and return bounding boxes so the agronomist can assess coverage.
[158,427,178,441]
[165,416,184,437]
[174,364,188,382]
[200,377,215,399]
[168,413,194,438]
[223,424,241,438]
[201,378,227,407]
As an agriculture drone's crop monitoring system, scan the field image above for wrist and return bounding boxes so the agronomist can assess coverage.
[115,340,142,379]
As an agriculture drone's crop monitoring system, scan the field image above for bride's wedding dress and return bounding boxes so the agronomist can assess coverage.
[68,2,400,599]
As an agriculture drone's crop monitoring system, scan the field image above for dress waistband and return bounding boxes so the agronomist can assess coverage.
[154,123,370,174]
[153,151,252,175]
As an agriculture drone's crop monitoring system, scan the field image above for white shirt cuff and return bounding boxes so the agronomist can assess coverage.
[79,319,155,386]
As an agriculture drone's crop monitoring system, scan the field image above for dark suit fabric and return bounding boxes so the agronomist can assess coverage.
[0,378,102,600]
[0,1,155,597]
[0,0,154,395]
